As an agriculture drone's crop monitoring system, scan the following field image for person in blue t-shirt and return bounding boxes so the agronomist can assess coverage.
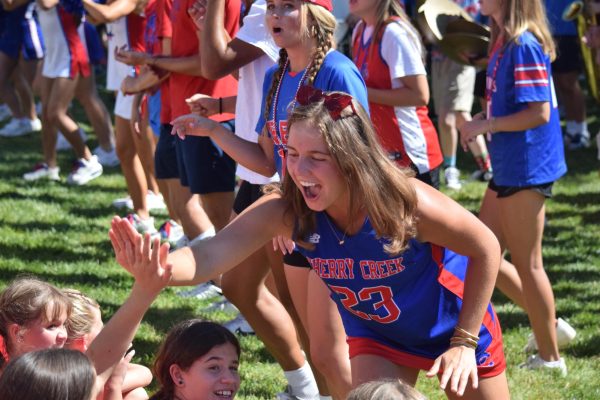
[113,86,510,399]
[170,1,367,397]
[461,0,568,376]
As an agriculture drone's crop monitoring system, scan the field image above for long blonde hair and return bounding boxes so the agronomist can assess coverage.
[490,0,555,60]
[369,0,424,59]
[263,3,336,124]
[277,91,417,255]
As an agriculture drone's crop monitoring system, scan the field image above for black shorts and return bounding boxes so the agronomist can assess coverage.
[413,165,440,190]
[232,180,264,215]
[155,124,179,180]
[488,179,554,199]
[174,120,237,195]
[552,35,583,74]
[474,69,486,99]
[283,250,311,269]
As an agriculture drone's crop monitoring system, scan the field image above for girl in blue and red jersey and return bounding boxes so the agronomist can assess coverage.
[350,0,443,188]
[171,2,367,397]
[461,0,568,375]
[113,86,510,399]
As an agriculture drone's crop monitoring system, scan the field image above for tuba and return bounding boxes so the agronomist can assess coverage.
[563,0,600,103]
[416,0,490,67]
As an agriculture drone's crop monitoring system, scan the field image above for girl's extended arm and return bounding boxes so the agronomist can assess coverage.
[111,195,291,286]
[200,0,265,79]
[88,236,172,387]
[367,74,430,107]
[414,179,501,395]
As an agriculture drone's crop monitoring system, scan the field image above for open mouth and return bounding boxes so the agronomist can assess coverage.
[300,180,321,201]
[214,390,235,398]
[272,27,283,34]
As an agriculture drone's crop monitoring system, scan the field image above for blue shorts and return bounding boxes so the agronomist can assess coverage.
[84,22,105,65]
[155,124,179,180]
[148,90,161,137]
[0,4,44,61]
[174,120,237,195]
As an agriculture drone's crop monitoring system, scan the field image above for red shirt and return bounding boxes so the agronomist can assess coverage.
[157,0,173,123]
[169,0,240,120]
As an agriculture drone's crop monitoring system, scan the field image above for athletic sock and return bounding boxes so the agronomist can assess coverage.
[473,151,492,172]
[283,361,319,400]
[188,226,216,246]
[319,396,333,400]
[443,155,456,168]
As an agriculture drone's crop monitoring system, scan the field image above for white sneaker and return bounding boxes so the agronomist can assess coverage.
[202,297,239,313]
[56,130,88,151]
[524,318,576,353]
[0,118,32,137]
[565,131,590,150]
[520,354,567,376]
[112,195,132,209]
[178,282,222,300]
[0,104,12,121]
[126,213,158,236]
[67,155,103,185]
[276,386,301,400]
[23,163,60,181]
[147,191,166,210]
[24,118,42,132]
[224,314,255,336]
[444,166,462,190]
[159,219,185,247]
[93,146,120,167]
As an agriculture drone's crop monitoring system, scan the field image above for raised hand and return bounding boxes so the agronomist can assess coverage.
[170,113,219,140]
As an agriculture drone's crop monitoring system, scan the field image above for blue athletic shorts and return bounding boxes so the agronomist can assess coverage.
[148,90,161,137]
[174,119,237,194]
[155,124,179,180]
[0,4,44,61]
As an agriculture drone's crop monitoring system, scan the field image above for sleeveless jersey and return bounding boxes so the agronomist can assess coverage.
[352,19,442,173]
[296,213,505,374]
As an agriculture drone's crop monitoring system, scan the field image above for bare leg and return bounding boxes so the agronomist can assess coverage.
[444,371,510,400]
[0,52,24,118]
[499,190,560,361]
[221,245,306,371]
[75,73,115,150]
[351,354,420,388]
[200,192,235,231]
[169,184,213,239]
[554,71,586,123]
[438,110,458,163]
[115,115,149,219]
[306,271,352,399]
[133,117,160,195]
[14,58,39,120]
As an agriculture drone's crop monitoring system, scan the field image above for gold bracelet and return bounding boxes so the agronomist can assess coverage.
[450,335,478,347]
[454,326,480,341]
[450,337,478,349]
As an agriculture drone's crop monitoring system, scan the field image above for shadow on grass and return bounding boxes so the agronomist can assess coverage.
[564,332,600,358]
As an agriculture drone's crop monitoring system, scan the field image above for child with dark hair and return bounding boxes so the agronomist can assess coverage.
[150,320,240,400]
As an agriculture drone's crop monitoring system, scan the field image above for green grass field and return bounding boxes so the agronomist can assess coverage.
[0,108,598,399]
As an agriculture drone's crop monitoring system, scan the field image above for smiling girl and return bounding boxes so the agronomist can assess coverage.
[150,320,240,400]
[113,87,511,399]
[171,1,368,398]
[0,277,70,370]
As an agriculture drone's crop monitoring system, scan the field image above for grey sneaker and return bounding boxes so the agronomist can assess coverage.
[93,146,120,167]
[178,282,222,300]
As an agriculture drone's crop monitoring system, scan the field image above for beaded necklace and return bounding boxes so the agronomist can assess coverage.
[271,58,311,144]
